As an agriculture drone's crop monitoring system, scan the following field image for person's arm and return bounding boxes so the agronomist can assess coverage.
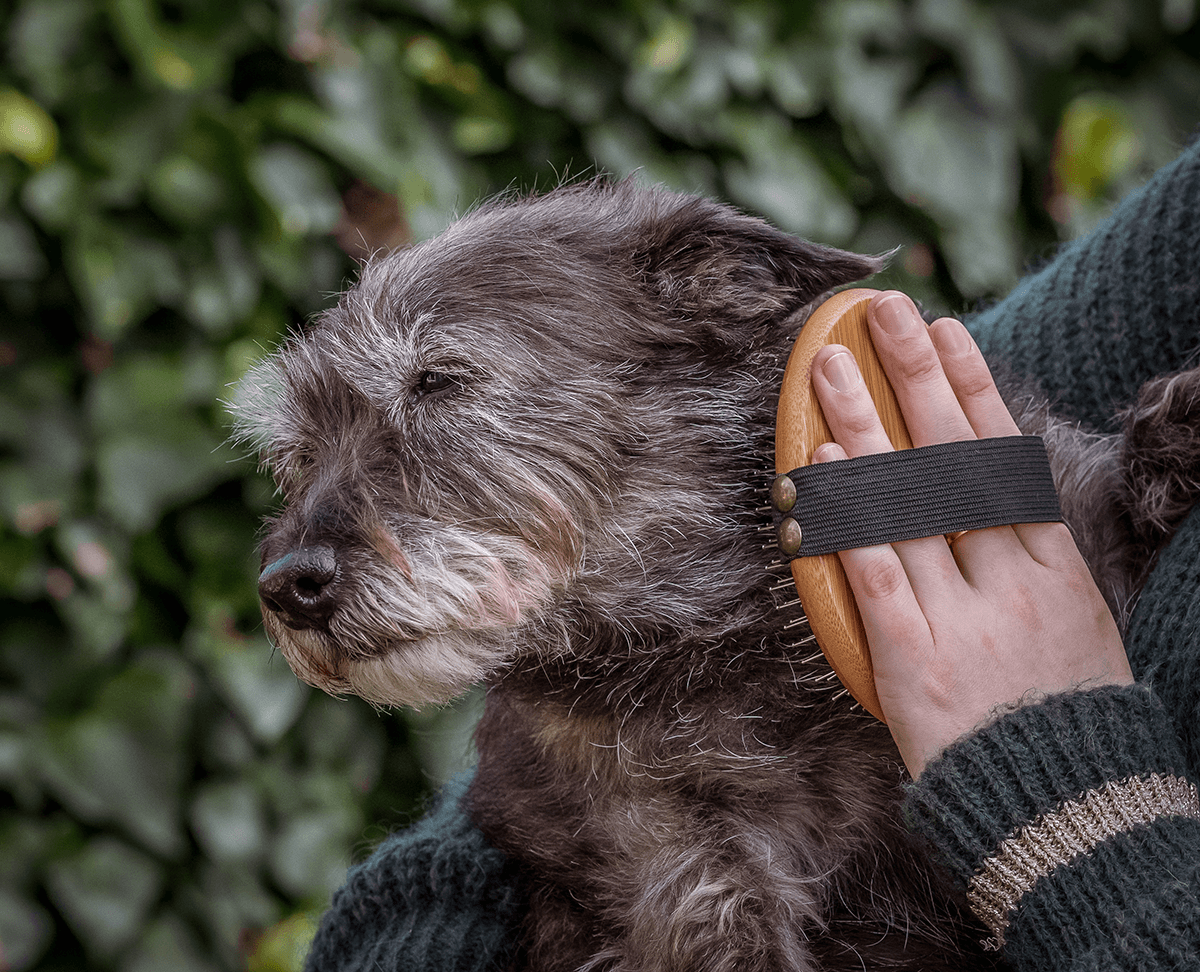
[304,773,525,972]
[812,291,1200,969]
[905,683,1200,969]
[966,135,1200,433]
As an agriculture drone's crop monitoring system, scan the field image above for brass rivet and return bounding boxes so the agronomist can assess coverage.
[778,517,802,556]
[771,474,796,513]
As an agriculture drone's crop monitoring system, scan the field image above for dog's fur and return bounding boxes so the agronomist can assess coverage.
[232,181,1200,971]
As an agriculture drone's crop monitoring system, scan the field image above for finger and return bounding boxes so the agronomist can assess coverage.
[927,317,1067,563]
[928,318,1021,439]
[811,347,966,600]
[870,298,1029,567]
[1001,519,1092,574]
[811,345,895,456]
[812,443,932,659]
[867,292,976,447]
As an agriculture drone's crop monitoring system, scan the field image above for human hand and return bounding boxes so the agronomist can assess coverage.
[809,291,1133,776]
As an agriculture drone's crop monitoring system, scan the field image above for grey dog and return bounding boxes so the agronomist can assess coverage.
[232,180,1199,971]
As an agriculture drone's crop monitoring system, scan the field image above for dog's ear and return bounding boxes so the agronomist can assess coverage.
[632,196,884,344]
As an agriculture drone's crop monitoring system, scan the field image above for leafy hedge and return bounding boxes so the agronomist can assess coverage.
[1,1,1197,970]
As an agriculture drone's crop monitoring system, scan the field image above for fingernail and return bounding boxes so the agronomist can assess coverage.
[822,350,860,392]
[874,292,917,335]
[931,319,973,356]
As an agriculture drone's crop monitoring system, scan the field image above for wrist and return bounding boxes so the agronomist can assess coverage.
[903,684,1199,948]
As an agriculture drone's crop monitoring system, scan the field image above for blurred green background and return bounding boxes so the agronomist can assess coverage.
[1,1,1197,969]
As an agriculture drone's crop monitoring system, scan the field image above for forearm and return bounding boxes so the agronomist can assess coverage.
[904,684,1200,971]
[966,137,1200,433]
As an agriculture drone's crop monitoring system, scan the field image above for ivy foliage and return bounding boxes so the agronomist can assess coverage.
[1,1,1197,970]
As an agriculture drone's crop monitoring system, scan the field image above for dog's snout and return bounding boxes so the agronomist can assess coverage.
[259,544,339,629]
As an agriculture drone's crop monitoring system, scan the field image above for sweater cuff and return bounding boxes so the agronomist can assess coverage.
[903,684,1200,946]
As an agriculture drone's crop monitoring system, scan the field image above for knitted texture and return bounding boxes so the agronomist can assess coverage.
[304,774,526,972]
[966,137,1200,432]
[1125,505,1200,771]
[1001,813,1200,970]
[903,685,1192,886]
[903,686,1200,970]
[964,772,1199,941]
[917,135,1200,968]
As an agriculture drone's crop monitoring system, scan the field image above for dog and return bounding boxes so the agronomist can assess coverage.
[231,179,1200,971]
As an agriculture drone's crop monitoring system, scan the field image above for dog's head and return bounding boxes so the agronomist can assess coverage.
[231,181,880,706]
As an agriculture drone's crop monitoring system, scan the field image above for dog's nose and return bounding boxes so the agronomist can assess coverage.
[258,544,339,629]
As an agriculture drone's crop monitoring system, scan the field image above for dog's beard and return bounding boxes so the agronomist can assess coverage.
[264,526,568,707]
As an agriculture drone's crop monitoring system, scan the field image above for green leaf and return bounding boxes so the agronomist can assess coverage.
[939,217,1020,299]
[120,914,222,972]
[0,395,86,525]
[0,813,65,887]
[20,159,86,232]
[182,228,262,335]
[269,809,358,899]
[453,115,514,155]
[763,46,824,117]
[66,220,184,339]
[301,695,385,793]
[636,14,694,73]
[915,0,1018,112]
[1053,95,1142,201]
[147,153,228,225]
[250,143,342,238]
[88,353,238,529]
[0,217,47,281]
[0,88,59,168]
[0,887,53,972]
[76,92,184,205]
[880,85,1020,293]
[108,0,240,92]
[36,657,193,857]
[245,912,317,972]
[53,586,130,660]
[192,631,308,746]
[827,1,917,136]
[189,780,268,864]
[8,0,97,107]
[43,836,164,960]
[183,861,279,968]
[721,113,857,243]
[96,435,238,531]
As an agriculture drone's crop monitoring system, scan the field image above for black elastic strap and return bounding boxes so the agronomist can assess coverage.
[775,436,1062,559]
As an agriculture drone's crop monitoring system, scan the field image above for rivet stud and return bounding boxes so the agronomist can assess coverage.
[778,517,802,556]
[771,474,797,513]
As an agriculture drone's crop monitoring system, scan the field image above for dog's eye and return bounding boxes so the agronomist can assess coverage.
[413,371,458,399]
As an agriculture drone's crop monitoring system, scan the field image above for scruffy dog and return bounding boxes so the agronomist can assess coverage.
[232,181,1200,972]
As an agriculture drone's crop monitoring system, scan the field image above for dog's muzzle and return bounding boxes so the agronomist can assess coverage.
[259,544,339,630]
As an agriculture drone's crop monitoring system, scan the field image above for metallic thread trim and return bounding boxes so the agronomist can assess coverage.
[966,773,1200,944]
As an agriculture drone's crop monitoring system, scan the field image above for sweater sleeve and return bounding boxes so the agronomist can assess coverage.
[304,772,526,972]
[1124,505,1200,771]
[915,140,1200,968]
[965,136,1200,433]
[903,684,1200,971]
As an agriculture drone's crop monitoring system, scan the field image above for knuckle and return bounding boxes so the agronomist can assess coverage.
[841,399,886,438]
[855,555,908,602]
[954,361,998,401]
[891,346,945,387]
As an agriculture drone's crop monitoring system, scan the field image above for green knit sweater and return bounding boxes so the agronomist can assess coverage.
[304,141,1200,972]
